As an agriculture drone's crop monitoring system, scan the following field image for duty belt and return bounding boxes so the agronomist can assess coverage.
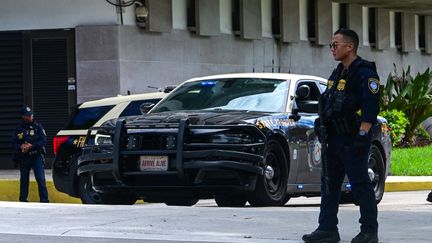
[325,117,358,135]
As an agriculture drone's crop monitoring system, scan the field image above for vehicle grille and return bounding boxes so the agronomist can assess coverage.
[126,134,177,150]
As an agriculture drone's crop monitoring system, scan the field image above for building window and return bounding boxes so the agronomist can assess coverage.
[395,12,402,50]
[187,0,196,31]
[419,15,426,51]
[368,8,376,47]
[272,0,280,36]
[232,0,240,34]
[307,0,316,41]
[339,3,348,29]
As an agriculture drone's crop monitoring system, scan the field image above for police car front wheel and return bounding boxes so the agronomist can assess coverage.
[248,140,289,207]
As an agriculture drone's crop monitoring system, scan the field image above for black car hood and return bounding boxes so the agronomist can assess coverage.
[105,110,274,127]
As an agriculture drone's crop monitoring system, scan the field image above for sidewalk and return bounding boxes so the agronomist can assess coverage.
[0,170,431,203]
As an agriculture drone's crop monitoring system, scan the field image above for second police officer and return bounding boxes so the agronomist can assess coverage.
[12,106,49,203]
[303,29,380,243]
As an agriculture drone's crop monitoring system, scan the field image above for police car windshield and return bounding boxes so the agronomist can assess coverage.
[151,78,288,113]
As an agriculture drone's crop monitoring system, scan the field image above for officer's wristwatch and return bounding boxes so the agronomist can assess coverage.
[359,129,367,136]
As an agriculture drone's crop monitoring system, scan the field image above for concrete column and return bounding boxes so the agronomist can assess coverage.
[316,0,332,45]
[240,0,262,40]
[146,0,172,32]
[425,16,432,54]
[348,4,363,46]
[75,26,120,103]
[196,0,220,36]
[402,12,416,53]
[281,0,300,43]
[376,8,390,50]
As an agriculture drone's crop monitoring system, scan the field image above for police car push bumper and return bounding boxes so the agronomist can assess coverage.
[77,119,266,190]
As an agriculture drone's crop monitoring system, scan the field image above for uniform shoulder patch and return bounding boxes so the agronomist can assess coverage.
[368,78,380,94]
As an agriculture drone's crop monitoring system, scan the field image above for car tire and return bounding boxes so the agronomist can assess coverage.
[248,140,288,207]
[164,198,199,206]
[279,194,291,206]
[79,175,137,205]
[369,144,385,204]
[79,174,104,204]
[339,144,386,205]
[215,194,247,207]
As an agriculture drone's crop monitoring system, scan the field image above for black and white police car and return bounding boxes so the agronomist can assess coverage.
[77,73,391,206]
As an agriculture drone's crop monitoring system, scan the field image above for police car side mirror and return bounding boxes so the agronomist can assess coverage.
[295,85,318,113]
[295,85,310,100]
[297,101,318,113]
[140,102,155,114]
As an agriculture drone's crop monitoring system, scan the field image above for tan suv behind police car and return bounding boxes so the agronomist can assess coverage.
[52,91,168,204]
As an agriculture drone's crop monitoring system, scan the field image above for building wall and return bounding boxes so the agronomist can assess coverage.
[1,0,431,104]
[76,26,121,102]
[0,0,135,31]
[74,25,431,103]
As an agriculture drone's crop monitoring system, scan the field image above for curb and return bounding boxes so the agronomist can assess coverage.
[0,179,430,204]
[385,181,432,192]
[0,180,81,204]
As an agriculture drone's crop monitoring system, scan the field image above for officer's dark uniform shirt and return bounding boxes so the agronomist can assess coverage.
[12,121,46,158]
[322,56,380,134]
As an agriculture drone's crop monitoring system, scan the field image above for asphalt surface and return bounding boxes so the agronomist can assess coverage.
[0,191,430,243]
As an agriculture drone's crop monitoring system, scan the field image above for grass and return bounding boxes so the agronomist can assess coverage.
[390,145,432,176]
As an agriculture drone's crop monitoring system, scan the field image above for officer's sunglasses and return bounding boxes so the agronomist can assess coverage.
[329,42,351,49]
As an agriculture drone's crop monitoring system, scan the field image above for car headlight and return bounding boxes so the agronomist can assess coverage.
[95,134,112,145]
[210,133,254,144]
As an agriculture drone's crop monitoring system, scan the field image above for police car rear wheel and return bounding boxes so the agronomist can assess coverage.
[248,140,288,207]
[368,144,385,204]
[339,145,385,205]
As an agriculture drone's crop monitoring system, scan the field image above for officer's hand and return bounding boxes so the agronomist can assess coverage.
[353,133,369,156]
[20,144,27,153]
[21,143,32,153]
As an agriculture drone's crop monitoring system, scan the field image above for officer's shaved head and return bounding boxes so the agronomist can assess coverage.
[334,28,359,52]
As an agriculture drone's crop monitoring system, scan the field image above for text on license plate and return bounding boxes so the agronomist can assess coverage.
[139,156,168,171]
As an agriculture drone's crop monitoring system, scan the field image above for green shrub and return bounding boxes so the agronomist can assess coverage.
[379,109,409,146]
[380,65,432,144]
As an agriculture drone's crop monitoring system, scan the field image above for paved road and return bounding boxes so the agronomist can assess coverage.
[0,191,430,243]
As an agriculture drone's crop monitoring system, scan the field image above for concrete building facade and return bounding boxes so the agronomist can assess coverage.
[1,0,431,101]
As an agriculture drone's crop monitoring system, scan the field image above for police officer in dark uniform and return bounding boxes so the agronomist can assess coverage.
[303,29,380,243]
[12,106,49,203]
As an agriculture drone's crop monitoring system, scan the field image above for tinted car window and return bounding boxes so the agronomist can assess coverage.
[65,105,114,130]
[119,99,162,117]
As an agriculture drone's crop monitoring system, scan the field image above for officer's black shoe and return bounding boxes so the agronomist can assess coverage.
[427,191,432,203]
[351,232,378,243]
[302,229,341,243]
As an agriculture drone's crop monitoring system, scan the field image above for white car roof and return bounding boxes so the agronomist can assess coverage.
[185,72,327,83]
[79,92,167,108]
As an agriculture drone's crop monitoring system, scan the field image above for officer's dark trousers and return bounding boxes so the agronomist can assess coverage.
[318,133,378,234]
[19,155,49,202]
